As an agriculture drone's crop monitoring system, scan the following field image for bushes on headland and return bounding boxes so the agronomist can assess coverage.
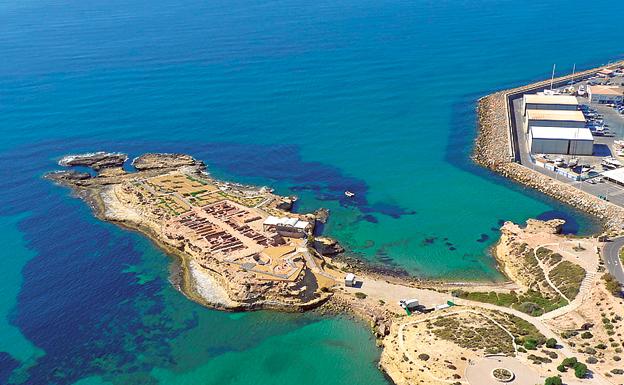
[603,273,623,297]
[544,376,562,385]
[557,357,588,378]
[451,289,566,316]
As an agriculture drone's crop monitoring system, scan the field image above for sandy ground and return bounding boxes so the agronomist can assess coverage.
[338,276,452,314]
[465,356,540,385]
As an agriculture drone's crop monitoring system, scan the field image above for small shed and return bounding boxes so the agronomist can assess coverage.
[344,273,356,287]
[399,299,419,310]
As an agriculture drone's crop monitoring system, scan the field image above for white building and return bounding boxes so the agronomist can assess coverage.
[344,273,356,287]
[602,168,624,186]
[262,216,311,238]
[528,126,593,155]
[522,94,578,115]
[588,85,624,104]
[523,109,586,133]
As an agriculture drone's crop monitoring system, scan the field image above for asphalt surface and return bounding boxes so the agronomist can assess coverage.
[602,236,624,284]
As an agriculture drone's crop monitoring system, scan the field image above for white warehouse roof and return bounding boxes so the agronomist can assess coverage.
[602,168,624,184]
[263,215,309,229]
[588,85,624,96]
[530,127,593,141]
[523,94,578,105]
[526,109,586,122]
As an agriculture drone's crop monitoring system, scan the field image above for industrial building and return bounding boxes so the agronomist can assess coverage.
[588,85,624,104]
[528,126,593,155]
[522,94,578,115]
[523,109,586,133]
[262,216,310,238]
[602,168,624,186]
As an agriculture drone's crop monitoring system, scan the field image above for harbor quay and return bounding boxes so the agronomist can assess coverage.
[474,60,624,231]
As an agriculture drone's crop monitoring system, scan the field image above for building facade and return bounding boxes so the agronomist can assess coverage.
[523,94,578,115]
[588,85,624,104]
[528,126,593,155]
[523,109,586,133]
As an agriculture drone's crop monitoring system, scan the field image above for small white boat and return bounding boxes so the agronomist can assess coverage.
[344,191,355,197]
[602,157,622,169]
[568,158,579,168]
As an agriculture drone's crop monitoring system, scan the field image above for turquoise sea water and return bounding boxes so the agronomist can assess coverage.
[1,0,624,384]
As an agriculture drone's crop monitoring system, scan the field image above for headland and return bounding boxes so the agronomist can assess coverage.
[48,148,624,384]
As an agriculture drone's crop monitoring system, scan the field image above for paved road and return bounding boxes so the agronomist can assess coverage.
[602,237,624,284]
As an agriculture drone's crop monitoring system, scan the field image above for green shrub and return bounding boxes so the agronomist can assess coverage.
[581,331,593,339]
[544,376,562,385]
[546,338,557,348]
[561,357,578,368]
[354,292,367,299]
[524,339,538,350]
[574,362,588,378]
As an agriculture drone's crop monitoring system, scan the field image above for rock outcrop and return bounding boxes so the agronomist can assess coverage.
[47,170,92,182]
[312,236,344,256]
[132,153,203,171]
[59,152,128,171]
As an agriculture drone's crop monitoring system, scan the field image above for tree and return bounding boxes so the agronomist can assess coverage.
[524,338,538,350]
[574,362,588,378]
[561,357,577,368]
[544,376,562,385]
[545,338,557,348]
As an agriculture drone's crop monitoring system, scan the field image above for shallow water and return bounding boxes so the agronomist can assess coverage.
[1,0,623,383]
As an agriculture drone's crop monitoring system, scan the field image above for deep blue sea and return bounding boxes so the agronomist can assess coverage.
[1,0,623,384]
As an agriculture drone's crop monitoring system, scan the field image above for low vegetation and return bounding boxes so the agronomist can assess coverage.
[426,313,515,355]
[452,289,567,316]
[548,261,586,300]
[603,273,623,297]
[557,357,588,378]
[544,376,562,385]
[536,247,563,267]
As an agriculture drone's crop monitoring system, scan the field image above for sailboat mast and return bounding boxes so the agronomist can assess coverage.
[550,63,556,90]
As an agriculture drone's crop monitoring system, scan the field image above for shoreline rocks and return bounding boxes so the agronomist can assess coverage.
[131,153,204,171]
[312,236,345,256]
[59,151,128,171]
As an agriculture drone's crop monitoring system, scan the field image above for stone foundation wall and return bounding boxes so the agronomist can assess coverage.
[473,60,624,231]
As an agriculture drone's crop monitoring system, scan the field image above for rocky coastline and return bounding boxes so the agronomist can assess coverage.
[473,60,624,231]
[48,152,333,313]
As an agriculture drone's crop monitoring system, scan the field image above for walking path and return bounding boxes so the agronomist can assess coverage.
[533,243,571,303]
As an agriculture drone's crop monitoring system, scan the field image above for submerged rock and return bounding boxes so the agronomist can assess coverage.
[59,152,128,171]
[131,153,203,171]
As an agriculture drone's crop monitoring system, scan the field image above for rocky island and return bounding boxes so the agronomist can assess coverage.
[49,152,334,311]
